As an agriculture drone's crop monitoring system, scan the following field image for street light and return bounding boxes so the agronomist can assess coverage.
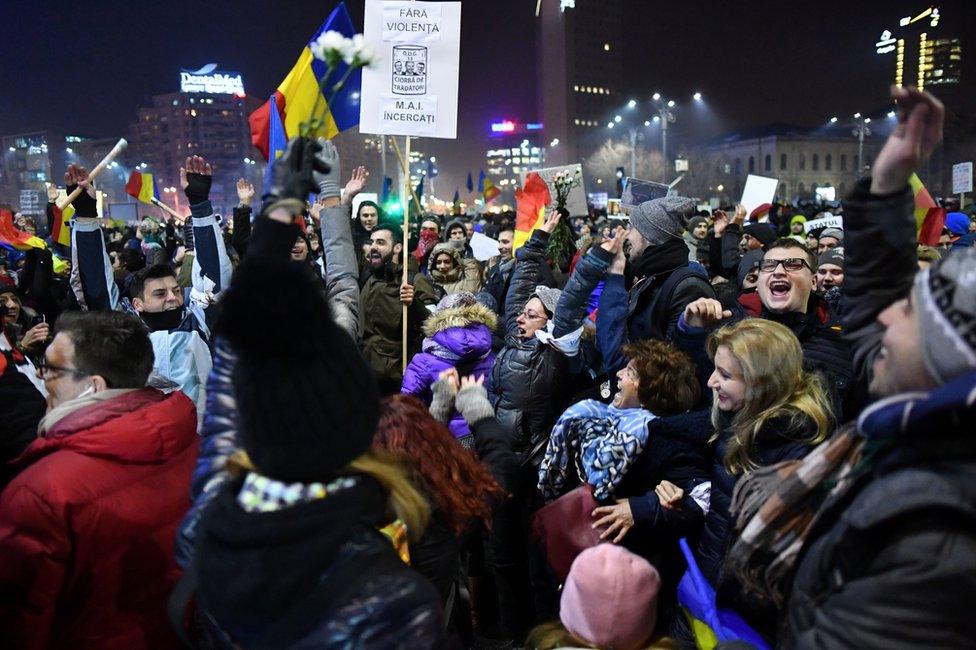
[667,100,676,108]
[627,99,637,109]
[852,113,872,178]
[652,95,678,183]
[652,92,661,101]
[829,116,838,123]
[607,121,615,129]
[693,92,703,101]
[550,138,559,147]
[887,110,896,118]
[643,120,651,127]
[614,115,622,123]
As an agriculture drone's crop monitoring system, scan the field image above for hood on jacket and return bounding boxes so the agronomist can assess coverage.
[428,242,464,283]
[14,388,197,467]
[422,301,498,337]
[442,219,467,243]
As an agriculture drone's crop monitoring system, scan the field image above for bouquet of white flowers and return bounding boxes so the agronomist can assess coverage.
[301,30,380,136]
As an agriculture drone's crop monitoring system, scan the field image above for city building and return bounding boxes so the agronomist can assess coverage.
[684,123,885,204]
[0,130,63,209]
[874,6,960,91]
[536,0,623,166]
[128,64,262,217]
[485,119,546,200]
[66,135,132,206]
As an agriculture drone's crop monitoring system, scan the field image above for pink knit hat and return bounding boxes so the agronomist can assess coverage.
[559,544,661,650]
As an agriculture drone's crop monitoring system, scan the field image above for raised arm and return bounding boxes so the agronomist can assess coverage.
[551,228,618,337]
[596,231,630,374]
[231,178,254,259]
[503,210,558,336]
[64,164,119,311]
[181,156,232,298]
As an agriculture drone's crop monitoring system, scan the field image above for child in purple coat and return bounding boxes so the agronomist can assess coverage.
[401,292,496,446]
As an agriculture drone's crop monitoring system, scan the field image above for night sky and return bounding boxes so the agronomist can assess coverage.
[3,0,974,196]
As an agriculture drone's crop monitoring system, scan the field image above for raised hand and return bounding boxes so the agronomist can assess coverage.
[713,210,729,237]
[46,183,60,203]
[539,207,561,234]
[64,165,97,218]
[732,203,747,225]
[236,178,255,206]
[459,374,485,391]
[309,195,326,224]
[20,322,50,349]
[602,226,627,275]
[438,368,460,394]
[683,297,732,329]
[180,155,213,205]
[342,166,369,206]
[871,85,945,195]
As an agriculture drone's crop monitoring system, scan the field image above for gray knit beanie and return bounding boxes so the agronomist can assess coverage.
[914,246,976,385]
[819,228,844,243]
[532,285,562,317]
[630,196,696,246]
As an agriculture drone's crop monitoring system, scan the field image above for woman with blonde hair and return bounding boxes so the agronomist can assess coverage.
[658,317,833,640]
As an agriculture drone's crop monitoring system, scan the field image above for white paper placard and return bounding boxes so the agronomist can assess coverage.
[470,231,500,262]
[804,215,844,233]
[518,164,587,217]
[360,0,460,139]
[740,174,778,217]
[952,162,973,194]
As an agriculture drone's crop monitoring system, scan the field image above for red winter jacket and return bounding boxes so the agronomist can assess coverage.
[0,388,198,649]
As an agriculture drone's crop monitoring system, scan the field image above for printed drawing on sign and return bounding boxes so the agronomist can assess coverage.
[392,45,428,95]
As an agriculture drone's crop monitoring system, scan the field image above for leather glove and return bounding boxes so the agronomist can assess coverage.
[264,137,330,211]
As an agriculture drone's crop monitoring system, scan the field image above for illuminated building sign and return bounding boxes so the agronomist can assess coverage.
[490,120,544,136]
[491,120,517,133]
[874,6,957,90]
[180,63,245,95]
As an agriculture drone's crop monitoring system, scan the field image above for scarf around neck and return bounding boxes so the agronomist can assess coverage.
[38,388,138,436]
[632,237,694,281]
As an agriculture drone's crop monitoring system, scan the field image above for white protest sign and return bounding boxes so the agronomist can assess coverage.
[740,174,778,217]
[350,192,379,222]
[952,162,973,194]
[470,231,501,262]
[19,190,42,215]
[518,164,587,216]
[360,0,460,139]
[804,215,844,233]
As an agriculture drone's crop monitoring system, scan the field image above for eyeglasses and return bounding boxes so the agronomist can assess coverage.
[36,358,91,380]
[518,309,547,321]
[759,257,812,273]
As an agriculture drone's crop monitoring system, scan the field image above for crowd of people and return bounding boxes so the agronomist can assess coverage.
[1,86,975,649]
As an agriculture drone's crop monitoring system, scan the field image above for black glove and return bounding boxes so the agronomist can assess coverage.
[183,170,212,206]
[264,137,331,206]
[66,183,97,218]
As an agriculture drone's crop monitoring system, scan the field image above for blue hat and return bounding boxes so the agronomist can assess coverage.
[946,212,970,236]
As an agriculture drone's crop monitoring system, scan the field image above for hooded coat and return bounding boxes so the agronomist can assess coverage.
[0,388,198,649]
[402,301,497,438]
[428,241,482,295]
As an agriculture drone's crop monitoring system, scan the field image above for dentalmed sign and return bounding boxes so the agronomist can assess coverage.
[179,64,245,95]
[360,1,461,139]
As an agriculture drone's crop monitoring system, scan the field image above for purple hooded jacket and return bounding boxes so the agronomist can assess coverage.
[401,302,497,439]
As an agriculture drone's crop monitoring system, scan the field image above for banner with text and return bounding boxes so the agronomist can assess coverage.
[359,0,461,139]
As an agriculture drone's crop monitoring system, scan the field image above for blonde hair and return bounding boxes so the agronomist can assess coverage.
[707,318,834,475]
[226,448,431,541]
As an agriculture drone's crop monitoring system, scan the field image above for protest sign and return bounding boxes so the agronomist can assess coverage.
[360,1,461,139]
[804,214,843,233]
[587,192,609,210]
[350,192,379,222]
[740,174,778,216]
[19,190,42,215]
[620,177,669,212]
[470,231,501,262]
[952,162,973,195]
[518,164,587,216]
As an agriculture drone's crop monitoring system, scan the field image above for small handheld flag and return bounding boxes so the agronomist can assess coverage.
[125,171,183,222]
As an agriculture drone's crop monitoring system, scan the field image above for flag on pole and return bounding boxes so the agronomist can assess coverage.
[466,172,474,193]
[262,94,289,196]
[477,169,486,193]
[50,203,72,247]
[0,209,46,251]
[249,2,361,159]
[909,173,946,245]
[427,158,438,178]
[452,189,460,214]
[381,176,394,204]
[483,177,500,203]
[513,172,550,252]
[124,171,160,205]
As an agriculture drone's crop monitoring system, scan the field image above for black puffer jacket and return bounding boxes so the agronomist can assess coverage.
[490,230,609,462]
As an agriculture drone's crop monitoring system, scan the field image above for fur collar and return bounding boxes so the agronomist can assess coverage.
[423,302,498,336]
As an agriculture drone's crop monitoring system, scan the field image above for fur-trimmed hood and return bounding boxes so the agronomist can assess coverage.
[428,242,464,283]
[422,302,498,337]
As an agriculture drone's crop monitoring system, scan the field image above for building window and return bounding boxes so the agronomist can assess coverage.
[799,154,806,170]
[748,156,755,173]
[812,154,819,171]
[780,153,787,170]
[764,154,771,172]
[840,154,847,171]
[825,154,832,171]
[734,158,742,176]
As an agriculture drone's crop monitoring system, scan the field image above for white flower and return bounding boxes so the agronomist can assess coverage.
[310,30,349,64]
[342,34,378,68]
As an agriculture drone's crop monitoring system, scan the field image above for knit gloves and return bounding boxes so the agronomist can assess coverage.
[313,138,341,199]
[455,382,494,426]
[429,377,455,425]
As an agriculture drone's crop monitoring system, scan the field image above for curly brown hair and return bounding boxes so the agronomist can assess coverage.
[621,340,700,416]
[374,394,506,536]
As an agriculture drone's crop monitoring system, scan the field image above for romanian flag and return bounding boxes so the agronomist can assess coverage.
[513,172,551,252]
[50,203,72,247]
[249,2,361,159]
[0,209,46,251]
[483,177,500,203]
[125,171,159,205]
[909,173,946,245]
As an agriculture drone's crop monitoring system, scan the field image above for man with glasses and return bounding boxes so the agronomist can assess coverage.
[680,236,856,418]
[0,310,197,647]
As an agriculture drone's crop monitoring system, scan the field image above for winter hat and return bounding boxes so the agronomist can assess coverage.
[819,227,844,243]
[742,222,777,248]
[560,544,661,650]
[946,211,970,236]
[218,257,379,483]
[434,291,478,312]
[737,249,764,287]
[687,216,708,234]
[819,247,845,269]
[531,285,561,317]
[914,246,976,385]
[630,195,696,246]
[790,215,808,228]
[473,291,498,314]
[749,202,772,221]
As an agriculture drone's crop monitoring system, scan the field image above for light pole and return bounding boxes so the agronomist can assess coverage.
[652,94,677,184]
[851,113,872,178]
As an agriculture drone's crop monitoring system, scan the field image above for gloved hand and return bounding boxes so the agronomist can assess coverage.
[264,137,330,210]
[180,155,213,206]
[314,137,341,199]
